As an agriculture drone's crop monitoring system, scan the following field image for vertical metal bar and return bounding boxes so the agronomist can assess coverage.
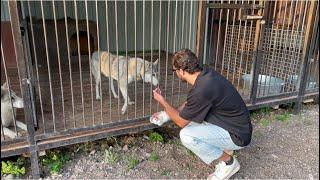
[236,0,249,91]
[232,3,244,85]
[242,0,255,96]
[40,0,56,132]
[207,9,214,65]
[63,0,75,128]
[73,0,85,125]
[20,1,38,129]
[187,1,193,90]
[105,0,112,122]
[85,0,95,125]
[188,1,193,49]
[196,1,206,62]
[250,0,268,104]
[150,0,154,115]
[142,0,145,116]
[134,0,137,118]
[177,0,185,104]
[226,1,238,80]
[114,1,120,117]
[214,0,223,71]
[1,119,5,141]
[156,0,162,112]
[170,0,178,106]
[202,4,209,65]
[8,1,40,177]
[95,0,103,123]
[125,0,129,119]
[1,43,18,137]
[6,1,22,97]
[221,0,231,75]
[165,0,170,100]
[52,0,66,130]
[26,1,45,132]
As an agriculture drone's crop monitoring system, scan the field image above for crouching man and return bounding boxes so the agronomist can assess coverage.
[151,49,252,180]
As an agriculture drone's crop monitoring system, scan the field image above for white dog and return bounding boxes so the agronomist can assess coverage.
[91,51,159,114]
[1,82,27,139]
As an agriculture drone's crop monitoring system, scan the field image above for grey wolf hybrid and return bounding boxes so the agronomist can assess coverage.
[91,51,159,114]
[1,82,27,139]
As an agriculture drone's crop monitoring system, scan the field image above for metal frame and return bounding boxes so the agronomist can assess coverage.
[1,1,318,179]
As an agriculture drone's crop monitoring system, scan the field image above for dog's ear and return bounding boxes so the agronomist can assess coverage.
[2,82,8,89]
[153,58,159,66]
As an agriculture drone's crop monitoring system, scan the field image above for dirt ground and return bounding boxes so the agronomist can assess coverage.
[2,103,319,179]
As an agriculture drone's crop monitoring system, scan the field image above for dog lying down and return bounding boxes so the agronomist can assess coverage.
[92,51,160,114]
[1,82,27,139]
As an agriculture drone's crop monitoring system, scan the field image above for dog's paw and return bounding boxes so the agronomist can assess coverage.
[121,108,127,115]
[113,95,119,99]
[96,96,101,100]
[128,101,135,105]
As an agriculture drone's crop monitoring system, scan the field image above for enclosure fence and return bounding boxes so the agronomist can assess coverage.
[1,0,319,178]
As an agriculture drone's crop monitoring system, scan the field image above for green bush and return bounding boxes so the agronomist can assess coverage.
[1,158,26,177]
[41,151,70,175]
[148,132,164,143]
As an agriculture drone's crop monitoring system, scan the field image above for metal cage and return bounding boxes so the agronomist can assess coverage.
[1,0,318,178]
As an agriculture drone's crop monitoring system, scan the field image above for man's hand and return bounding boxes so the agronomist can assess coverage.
[153,87,165,104]
[150,111,170,126]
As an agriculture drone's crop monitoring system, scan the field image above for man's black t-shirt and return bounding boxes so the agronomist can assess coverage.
[179,67,252,147]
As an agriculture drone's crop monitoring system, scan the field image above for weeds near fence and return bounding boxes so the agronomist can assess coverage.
[41,151,71,175]
[105,148,119,164]
[275,112,290,122]
[1,157,26,177]
[126,156,139,170]
[148,132,164,143]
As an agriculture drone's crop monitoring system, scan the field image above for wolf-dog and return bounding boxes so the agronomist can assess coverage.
[1,82,27,139]
[91,51,159,114]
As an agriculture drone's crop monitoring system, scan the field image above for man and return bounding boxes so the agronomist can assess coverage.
[151,49,252,180]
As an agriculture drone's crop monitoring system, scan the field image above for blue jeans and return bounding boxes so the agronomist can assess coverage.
[180,121,244,165]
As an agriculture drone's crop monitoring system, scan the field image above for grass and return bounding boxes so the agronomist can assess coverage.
[104,148,119,164]
[260,118,270,126]
[149,151,159,161]
[41,150,71,175]
[275,112,290,122]
[126,156,139,170]
[161,170,171,176]
[148,132,164,143]
[1,157,26,177]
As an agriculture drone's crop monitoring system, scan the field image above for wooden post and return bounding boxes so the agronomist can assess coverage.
[295,0,318,113]
[196,1,206,62]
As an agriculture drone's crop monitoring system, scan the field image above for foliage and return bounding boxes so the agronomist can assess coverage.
[41,151,70,175]
[148,132,164,143]
[1,158,26,177]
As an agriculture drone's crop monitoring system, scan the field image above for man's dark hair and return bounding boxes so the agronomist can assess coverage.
[172,49,203,74]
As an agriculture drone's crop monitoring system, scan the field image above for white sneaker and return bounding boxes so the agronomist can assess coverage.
[149,111,170,126]
[207,157,240,180]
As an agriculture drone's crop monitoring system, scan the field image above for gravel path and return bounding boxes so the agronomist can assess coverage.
[4,103,318,179]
